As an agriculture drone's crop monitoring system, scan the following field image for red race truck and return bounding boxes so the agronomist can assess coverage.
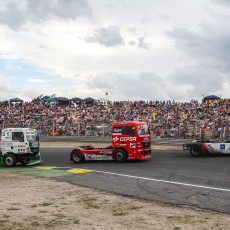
[70,121,151,163]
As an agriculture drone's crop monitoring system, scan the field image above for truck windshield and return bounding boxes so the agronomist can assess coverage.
[26,132,39,142]
[137,124,149,136]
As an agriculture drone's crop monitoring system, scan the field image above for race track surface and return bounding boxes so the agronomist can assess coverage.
[37,145,230,214]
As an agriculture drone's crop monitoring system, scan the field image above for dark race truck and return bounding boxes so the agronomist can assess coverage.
[70,121,151,163]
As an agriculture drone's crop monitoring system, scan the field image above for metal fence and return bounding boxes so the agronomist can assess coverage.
[1,118,229,140]
[151,124,230,139]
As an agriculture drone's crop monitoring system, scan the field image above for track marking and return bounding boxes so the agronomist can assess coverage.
[68,168,92,174]
[93,170,230,192]
[33,166,55,170]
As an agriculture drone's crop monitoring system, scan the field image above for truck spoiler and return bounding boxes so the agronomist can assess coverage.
[27,159,42,166]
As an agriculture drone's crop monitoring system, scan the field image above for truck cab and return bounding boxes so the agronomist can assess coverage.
[0,128,42,167]
[112,121,151,162]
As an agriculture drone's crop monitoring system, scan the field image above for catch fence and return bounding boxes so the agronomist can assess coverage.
[1,118,229,140]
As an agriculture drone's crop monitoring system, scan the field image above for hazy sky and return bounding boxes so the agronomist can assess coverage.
[0,0,229,102]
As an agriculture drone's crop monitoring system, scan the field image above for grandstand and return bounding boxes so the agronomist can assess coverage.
[0,96,229,139]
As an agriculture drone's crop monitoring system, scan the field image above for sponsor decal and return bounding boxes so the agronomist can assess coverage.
[2,142,13,148]
[114,128,122,133]
[130,143,136,148]
[120,137,136,142]
[99,150,113,155]
[113,136,119,142]
[220,144,225,150]
[113,136,137,142]
[85,154,113,161]
[119,122,127,124]
[18,149,26,152]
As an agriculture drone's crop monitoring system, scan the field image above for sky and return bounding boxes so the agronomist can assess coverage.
[0,0,229,102]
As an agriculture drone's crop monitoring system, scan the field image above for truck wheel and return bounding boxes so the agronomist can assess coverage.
[4,154,17,167]
[114,149,128,163]
[72,150,85,163]
[190,144,202,157]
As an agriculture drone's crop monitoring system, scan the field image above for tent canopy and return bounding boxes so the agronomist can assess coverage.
[71,97,83,102]
[10,97,23,102]
[57,97,70,101]
[203,95,221,104]
[43,97,56,102]
[83,97,95,103]
[203,95,221,100]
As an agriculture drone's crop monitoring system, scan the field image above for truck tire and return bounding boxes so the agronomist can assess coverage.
[4,154,17,167]
[114,149,128,163]
[190,143,203,157]
[72,150,85,163]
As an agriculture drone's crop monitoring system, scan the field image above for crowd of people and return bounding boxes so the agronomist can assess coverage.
[0,97,229,139]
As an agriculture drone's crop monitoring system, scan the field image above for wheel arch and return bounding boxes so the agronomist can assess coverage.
[3,151,17,158]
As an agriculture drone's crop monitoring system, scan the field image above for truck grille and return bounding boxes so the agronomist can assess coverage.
[142,141,151,148]
[31,147,39,154]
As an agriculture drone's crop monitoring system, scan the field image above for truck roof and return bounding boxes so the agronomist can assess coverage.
[2,128,37,132]
[112,121,147,126]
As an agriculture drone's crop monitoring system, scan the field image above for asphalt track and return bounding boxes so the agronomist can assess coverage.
[41,145,230,214]
[2,144,230,214]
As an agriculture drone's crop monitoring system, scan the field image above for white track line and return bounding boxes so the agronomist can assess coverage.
[93,170,230,192]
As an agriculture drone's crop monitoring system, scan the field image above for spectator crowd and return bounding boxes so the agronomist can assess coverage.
[0,97,229,139]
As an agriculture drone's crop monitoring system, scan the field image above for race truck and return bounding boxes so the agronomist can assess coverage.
[0,128,42,167]
[183,139,230,157]
[70,121,151,163]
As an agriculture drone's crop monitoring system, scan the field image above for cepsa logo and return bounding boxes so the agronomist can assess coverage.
[120,137,137,142]
[113,136,137,142]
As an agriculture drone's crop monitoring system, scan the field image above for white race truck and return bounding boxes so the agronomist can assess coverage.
[0,128,42,167]
[183,138,230,157]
